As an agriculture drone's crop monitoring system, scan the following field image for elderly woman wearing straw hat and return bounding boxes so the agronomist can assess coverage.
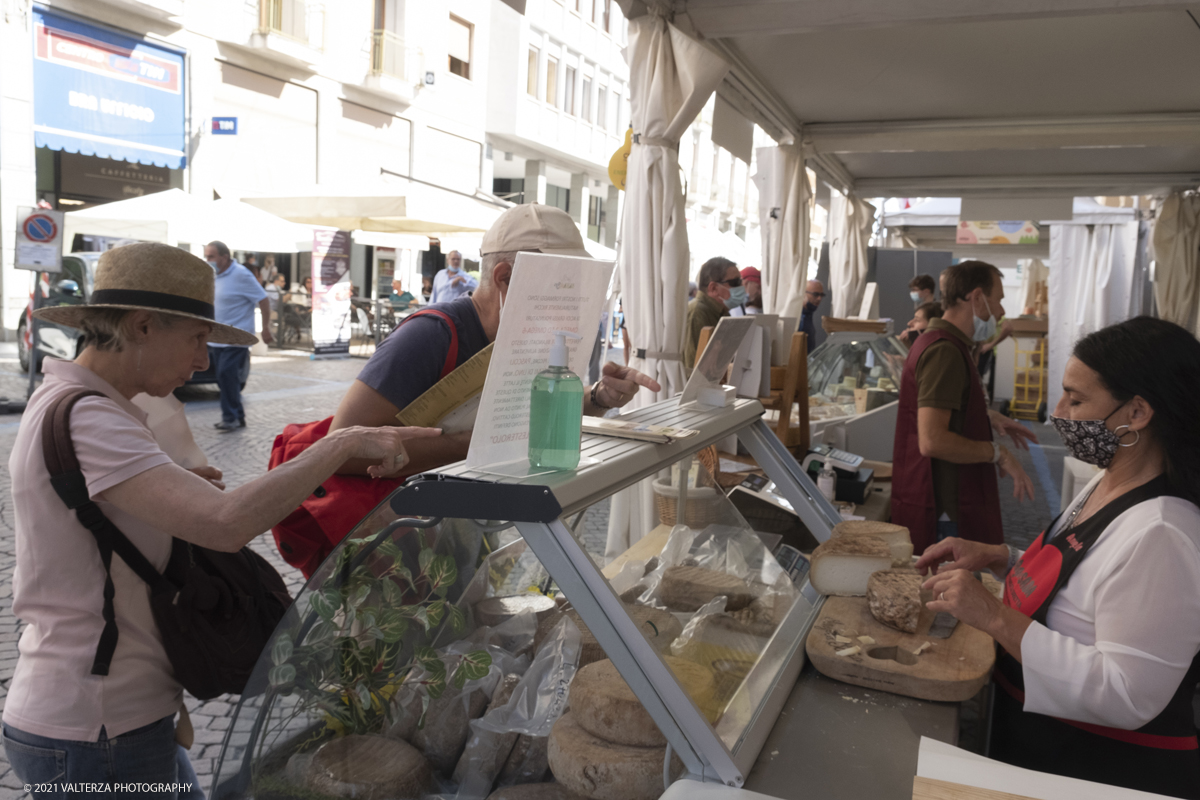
[3,243,439,796]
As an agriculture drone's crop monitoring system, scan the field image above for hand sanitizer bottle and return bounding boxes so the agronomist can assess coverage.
[529,331,584,470]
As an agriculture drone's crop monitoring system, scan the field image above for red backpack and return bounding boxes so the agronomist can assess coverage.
[269,309,459,577]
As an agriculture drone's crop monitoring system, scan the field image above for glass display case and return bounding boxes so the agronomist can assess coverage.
[211,398,841,800]
[807,330,907,424]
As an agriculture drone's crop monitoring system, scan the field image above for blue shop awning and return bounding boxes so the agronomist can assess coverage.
[32,9,186,169]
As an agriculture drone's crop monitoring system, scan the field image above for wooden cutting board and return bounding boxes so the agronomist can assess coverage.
[913,777,1037,800]
[805,590,996,702]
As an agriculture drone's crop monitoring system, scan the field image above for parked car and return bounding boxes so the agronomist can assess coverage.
[18,251,250,389]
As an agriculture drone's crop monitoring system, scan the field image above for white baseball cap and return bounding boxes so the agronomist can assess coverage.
[480,204,592,258]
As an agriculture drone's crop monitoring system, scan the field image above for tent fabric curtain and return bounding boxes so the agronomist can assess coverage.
[828,190,876,318]
[755,144,812,318]
[604,15,729,561]
[1151,193,1200,335]
[1047,222,1139,415]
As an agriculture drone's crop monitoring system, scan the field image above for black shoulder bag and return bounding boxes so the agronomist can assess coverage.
[42,390,292,700]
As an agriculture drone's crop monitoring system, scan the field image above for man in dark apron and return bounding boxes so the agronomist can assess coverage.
[891,261,1037,555]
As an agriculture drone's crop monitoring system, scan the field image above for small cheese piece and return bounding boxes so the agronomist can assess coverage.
[487,784,588,800]
[835,645,861,657]
[535,604,682,666]
[866,570,924,634]
[475,595,559,627]
[308,735,432,800]
[857,635,876,645]
[913,641,934,656]
[570,657,716,746]
[832,521,914,567]
[659,565,759,611]
[833,635,852,644]
[547,713,682,800]
[809,538,893,597]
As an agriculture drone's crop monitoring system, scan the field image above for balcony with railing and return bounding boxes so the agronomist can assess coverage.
[230,0,323,69]
[358,29,420,105]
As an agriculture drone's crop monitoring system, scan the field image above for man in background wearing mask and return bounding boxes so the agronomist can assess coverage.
[799,279,825,354]
[891,260,1038,554]
[205,239,271,431]
[908,274,936,306]
[684,257,741,372]
[429,249,478,304]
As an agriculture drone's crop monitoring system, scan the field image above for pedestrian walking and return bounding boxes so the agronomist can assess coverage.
[205,240,271,431]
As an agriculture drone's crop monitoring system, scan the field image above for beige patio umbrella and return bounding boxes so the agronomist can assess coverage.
[605,14,730,559]
[756,144,812,318]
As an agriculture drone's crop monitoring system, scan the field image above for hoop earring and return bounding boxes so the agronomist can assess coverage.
[1114,424,1140,447]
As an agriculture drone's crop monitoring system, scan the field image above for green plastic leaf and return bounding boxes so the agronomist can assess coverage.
[357,683,372,710]
[426,601,445,629]
[427,555,457,591]
[349,584,371,609]
[453,650,492,689]
[271,635,293,666]
[418,548,435,575]
[268,663,296,688]
[381,579,404,605]
[446,604,467,633]
[426,673,447,700]
[358,609,377,630]
[304,620,336,648]
[414,645,440,672]
[417,693,432,729]
[393,565,415,590]
[309,588,340,621]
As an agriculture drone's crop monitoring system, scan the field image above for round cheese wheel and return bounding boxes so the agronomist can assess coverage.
[476,595,559,627]
[547,713,682,800]
[536,604,683,667]
[307,735,432,800]
[570,657,717,746]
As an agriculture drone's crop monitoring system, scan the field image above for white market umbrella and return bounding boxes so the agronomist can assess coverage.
[755,144,811,318]
[605,15,730,560]
[828,189,876,318]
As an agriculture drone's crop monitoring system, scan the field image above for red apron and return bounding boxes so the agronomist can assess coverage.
[269,309,459,577]
[890,327,1002,555]
[991,474,1200,798]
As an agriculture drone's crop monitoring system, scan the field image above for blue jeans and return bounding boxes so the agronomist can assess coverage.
[2,716,204,798]
[209,346,249,424]
[937,519,959,541]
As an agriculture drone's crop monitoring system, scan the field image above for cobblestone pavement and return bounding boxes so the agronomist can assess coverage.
[0,342,1062,798]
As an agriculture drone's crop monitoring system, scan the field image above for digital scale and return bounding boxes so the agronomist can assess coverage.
[800,444,874,505]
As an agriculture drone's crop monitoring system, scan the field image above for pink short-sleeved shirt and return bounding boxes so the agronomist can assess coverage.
[5,359,179,740]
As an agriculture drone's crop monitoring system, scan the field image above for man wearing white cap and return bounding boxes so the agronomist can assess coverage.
[268,205,660,576]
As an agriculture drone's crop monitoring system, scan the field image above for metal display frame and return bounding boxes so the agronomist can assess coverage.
[391,396,841,789]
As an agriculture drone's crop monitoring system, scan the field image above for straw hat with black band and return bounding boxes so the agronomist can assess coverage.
[34,242,258,347]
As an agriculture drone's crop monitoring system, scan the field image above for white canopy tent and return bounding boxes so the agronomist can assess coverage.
[605,14,730,560]
[754,144,811,318]
[882,197,1138,228]
[63,189,316,253]
[239,180,508,236]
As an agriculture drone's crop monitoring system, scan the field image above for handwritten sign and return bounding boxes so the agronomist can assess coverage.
[466,252,615,469]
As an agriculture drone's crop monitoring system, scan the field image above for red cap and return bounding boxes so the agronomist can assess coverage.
[740,266,762,284]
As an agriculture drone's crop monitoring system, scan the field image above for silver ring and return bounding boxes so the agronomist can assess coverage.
[939,592,945,601]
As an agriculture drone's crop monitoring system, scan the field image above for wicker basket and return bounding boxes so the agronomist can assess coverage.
[653,478,724,528]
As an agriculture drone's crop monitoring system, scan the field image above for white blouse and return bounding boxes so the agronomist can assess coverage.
[1015,472,1200,730]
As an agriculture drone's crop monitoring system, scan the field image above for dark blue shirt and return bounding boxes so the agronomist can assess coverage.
[357,297,489,411]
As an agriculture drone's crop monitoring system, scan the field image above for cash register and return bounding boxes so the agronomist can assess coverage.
[801,443,874,505]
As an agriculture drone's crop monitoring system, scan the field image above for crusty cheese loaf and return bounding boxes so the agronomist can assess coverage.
[809,537,893,597]
[866,570,924,634]
[831,521,913,568]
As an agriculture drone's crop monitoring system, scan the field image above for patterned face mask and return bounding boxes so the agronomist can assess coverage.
[1050,402,1129,468]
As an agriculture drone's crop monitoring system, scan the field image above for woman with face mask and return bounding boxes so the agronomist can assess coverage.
[915,317,1200,798]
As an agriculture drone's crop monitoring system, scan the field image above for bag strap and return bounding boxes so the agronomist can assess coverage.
[41,389,176,677]
[399,308,460,379]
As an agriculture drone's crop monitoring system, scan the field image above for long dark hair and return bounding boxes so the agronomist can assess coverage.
[1073,317,1200,504]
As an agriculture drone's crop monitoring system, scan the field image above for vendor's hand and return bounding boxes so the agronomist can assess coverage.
[593,362,663,410]
[988,409,1038,451]
[998,447,1035,502]
[923,569,1006,634]
[189,465,225,491]
[915,537,1008,576]
[336,426,443,479]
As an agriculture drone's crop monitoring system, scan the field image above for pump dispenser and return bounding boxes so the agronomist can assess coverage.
[529,330,584,470]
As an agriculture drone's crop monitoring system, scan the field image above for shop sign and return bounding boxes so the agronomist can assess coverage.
[212,117,238,135]
[311,229,353,357]
[32,9,186,169]
[956,220,1039,245]
[59,151,171,200]
[15,207,65,273]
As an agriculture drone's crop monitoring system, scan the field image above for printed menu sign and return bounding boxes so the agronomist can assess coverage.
[466,252,615,469]
[311,229,352,357]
